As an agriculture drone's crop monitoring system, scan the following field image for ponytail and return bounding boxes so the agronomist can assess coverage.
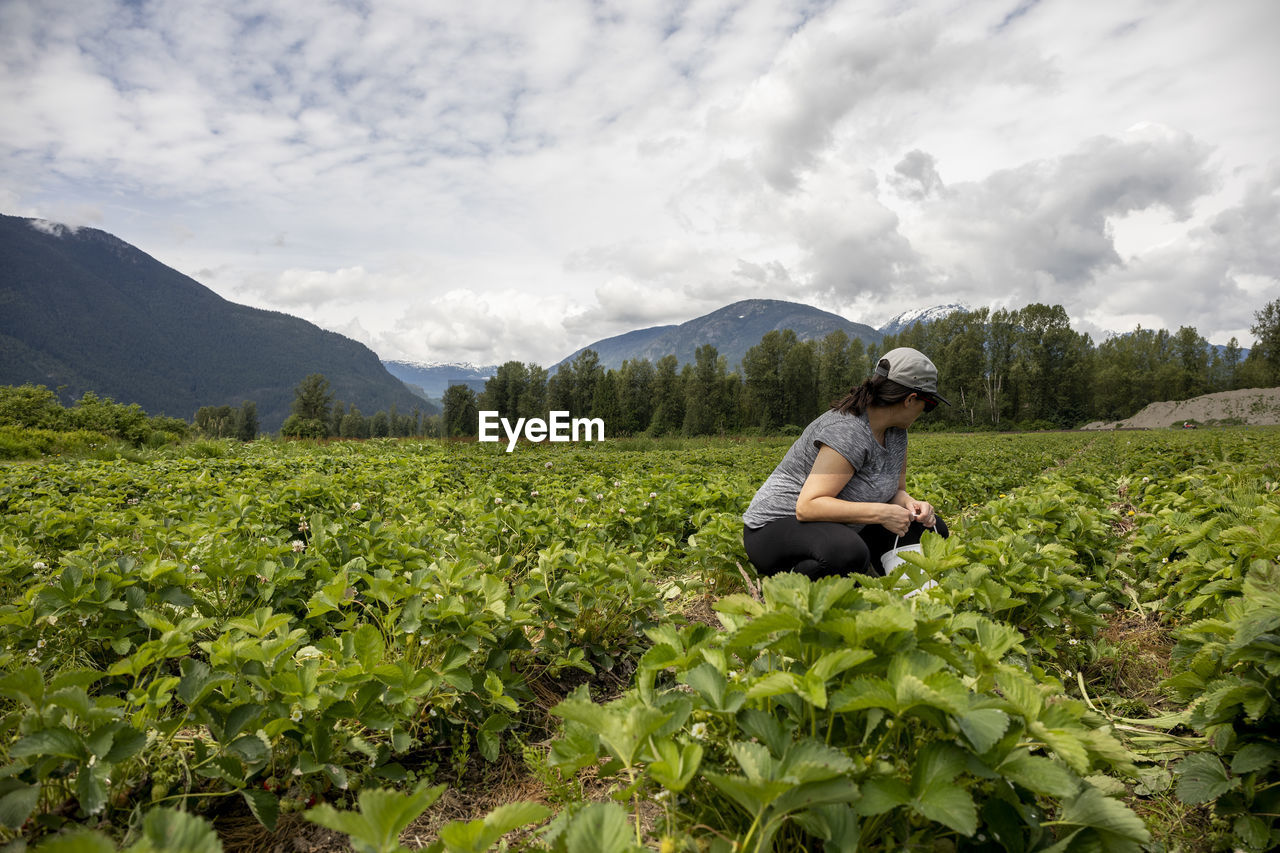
[832,359,915,415]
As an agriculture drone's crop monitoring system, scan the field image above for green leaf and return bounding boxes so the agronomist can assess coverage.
[0,666,44,707]
[911,742,965,794]
[958,708,1010,753]
[854,777,910,816]
[793,804,861,853]
[131,807,224,853]
[744,671,798,700]
[1132,767,1172,797]
[1057,786,1151,848]
[1175,753,1239,805]
[306,784,444,853]
[702,771,792,816]
[103,726,148,763]
[681,663,742,712]
[76,763,110,816]
[1230,742,1280,774]
[241,787,279,831]
[830,677,897,714]
[809,648,873,682]
[0,781,40,830]
[1232,814,1270,851]
[478,714,509,763]
[647,740,702,793]
[353,623,385,671]
[562,802,637,853]
[11,726,84,761]
[998,752,1080,799]
[32,829,117,853]
[914,782,977,837]
[177,658,230,707]
[437,801,550,853]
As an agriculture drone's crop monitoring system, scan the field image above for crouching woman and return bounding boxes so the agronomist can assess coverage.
[742,347,950,579]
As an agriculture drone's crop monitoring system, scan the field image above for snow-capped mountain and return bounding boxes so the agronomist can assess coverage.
[877,304,969,337]
[381,360,498,399]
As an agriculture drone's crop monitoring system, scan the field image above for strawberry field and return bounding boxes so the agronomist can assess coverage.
[1,429,1278,852]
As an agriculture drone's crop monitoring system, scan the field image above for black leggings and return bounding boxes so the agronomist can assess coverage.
[742,515,949,580]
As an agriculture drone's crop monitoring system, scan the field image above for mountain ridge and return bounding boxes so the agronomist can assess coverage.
[0,215,430,430]
[556,298,884,371]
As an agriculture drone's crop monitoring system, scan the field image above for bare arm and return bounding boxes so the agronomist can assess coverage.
[891,446,937,528]
[795,444,914,533]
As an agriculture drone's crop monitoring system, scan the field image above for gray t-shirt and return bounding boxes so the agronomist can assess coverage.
[742,409,908,529]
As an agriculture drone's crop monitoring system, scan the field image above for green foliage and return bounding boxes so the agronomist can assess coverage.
[306,784,444,853]
[442,385,478,437]
[0,385,189,456]
[1,428,1278,851]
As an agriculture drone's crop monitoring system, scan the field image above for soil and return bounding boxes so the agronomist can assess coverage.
[1081,386,1280,430]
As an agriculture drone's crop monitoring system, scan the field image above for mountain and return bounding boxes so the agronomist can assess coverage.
[0,215,430,430]
[558,299,883,371]
[382,360,498,399]
[877,303,969,337]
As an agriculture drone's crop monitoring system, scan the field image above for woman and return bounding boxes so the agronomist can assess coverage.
[742,346,950,579]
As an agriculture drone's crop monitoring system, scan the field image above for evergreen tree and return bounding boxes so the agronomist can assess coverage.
[742,330,796,429]
[649,355,685,435]
[235,401,259,441]
[518,365,548,421]
[291,374,333,422]
[570,349,603,416]
[682,344,724,435]
[442,385,478,437]
[1221,338,1243,389]
[1249,298,1280,383]
[780,339,819,427]
[546,364,574,413]
[617,359,656,436]
[591,369,622,431]
[339,406,368,438]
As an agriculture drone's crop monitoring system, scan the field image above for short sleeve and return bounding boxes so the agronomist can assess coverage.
[811,416,869,472]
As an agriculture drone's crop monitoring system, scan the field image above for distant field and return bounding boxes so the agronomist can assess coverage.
[1,430,1277,851]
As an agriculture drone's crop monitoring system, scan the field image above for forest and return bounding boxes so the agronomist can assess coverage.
[442,301,1280,438]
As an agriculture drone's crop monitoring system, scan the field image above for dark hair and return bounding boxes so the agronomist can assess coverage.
[832,358,917,416]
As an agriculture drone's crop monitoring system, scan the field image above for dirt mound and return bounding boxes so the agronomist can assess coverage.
[1082,387,1280,430]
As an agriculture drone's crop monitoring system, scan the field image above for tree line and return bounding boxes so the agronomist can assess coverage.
[279,374,434,439]
[0,385,191,445]
[441,300,1280,436]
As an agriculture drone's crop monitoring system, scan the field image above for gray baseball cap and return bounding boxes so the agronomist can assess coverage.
[875,347,951,406]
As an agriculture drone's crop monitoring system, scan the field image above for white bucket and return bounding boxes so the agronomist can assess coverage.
[880,536,922,573]
[881,535,935,598]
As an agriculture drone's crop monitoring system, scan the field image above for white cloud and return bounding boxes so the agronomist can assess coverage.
[1,0,1277,360]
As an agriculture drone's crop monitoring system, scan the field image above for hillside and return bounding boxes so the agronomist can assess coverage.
[0,215,427,430]
[1082,387,1280,429]
[557,298,883,370]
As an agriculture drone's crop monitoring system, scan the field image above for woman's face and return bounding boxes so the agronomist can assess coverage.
[901,394,929,426]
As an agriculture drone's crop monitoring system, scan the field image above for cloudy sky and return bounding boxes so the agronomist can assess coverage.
[2,0,1277,365]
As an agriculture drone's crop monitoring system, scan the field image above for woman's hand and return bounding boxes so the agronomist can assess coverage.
[880,503,914,536]
[905,499,937,528]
